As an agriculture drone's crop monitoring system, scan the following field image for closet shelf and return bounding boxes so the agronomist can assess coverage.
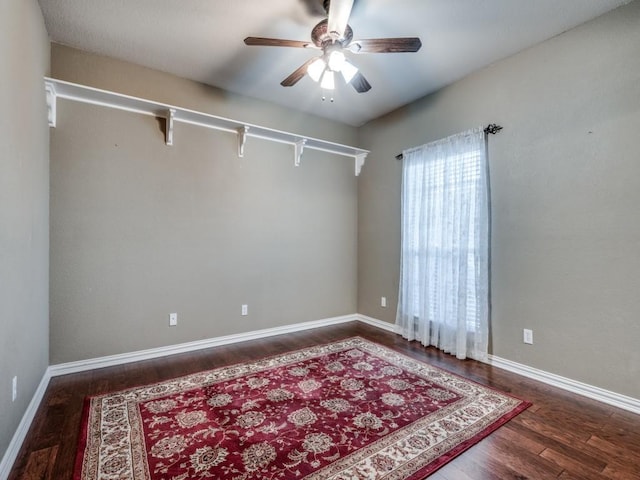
[44,77,368,176]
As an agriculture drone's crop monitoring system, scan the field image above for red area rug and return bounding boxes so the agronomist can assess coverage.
[75,337,530,480]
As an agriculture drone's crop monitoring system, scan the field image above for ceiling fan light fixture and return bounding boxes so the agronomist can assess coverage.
[307,58,326,82]
[320,70,335,90]
[340,60,358,83]
[244,0,422,95]
[328,50,346,71]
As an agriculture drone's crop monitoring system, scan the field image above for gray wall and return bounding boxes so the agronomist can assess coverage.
[50,45,358,364]
[358,1,640,399]
[0,0,50,460]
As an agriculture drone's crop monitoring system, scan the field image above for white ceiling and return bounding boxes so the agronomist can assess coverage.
[38,0,632,126]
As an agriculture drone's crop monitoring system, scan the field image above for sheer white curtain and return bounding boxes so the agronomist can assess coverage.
[396,127,489,361]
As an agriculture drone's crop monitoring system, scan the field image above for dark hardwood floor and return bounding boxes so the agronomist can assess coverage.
[8,322,640,479]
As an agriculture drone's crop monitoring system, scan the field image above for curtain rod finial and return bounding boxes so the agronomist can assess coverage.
[484,124,503,135]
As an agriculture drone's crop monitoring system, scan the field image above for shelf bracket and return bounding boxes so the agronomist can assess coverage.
[237,126,250,157]
[165,109,175,146]
[294,139,307,167]
[355,152,367,176]
[45,81,56,127]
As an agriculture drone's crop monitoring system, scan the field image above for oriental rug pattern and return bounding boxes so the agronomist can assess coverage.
[75,337,530,480]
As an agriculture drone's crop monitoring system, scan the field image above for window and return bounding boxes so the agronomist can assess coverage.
[396,127,489,361]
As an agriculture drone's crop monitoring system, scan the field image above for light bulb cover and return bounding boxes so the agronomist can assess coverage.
[307,58,326,82]
[340,60,358,84]
[328,50,346,72]
[320,70,335,90]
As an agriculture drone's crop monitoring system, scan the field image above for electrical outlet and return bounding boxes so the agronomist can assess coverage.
[523,329,533,345]
[241,304,248,316]
[12,376,17,402]
[169,313,178,326]
[381,296,387,308]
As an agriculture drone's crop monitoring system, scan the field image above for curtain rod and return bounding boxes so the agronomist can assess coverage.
[395,124,503,160]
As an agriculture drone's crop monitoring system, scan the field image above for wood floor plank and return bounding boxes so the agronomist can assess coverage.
[539,447,605,478]
[435,445,522,480]
[558,472,592,480]
[513,411,594,449]
[601,463,640,480]
[431,463,478,480]
[21,445,58,480]
[473,433,564,478]
[493,422,546,455]
[596,423,640,450]
[587,435,640,469]
[7,322,640,479]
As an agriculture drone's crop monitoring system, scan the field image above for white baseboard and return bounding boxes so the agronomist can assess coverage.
[356,314,398,333]
[487,354,640,415]
[0,369,51,480]
[44,313,640,415]
[49,314,359,377]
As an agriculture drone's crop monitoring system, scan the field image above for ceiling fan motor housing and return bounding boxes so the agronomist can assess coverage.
[311,18,353,47]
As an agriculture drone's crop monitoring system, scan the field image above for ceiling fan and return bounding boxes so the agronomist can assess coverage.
[244,0,422,94]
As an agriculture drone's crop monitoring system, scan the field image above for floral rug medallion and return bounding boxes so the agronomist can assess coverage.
[75,337,530,480]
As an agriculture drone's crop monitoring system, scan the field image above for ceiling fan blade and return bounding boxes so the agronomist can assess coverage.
[244,37,313,49]
[350,72,371,93]
[281,57,318,87]
[349,37,422,53]
[327,0,354,39]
